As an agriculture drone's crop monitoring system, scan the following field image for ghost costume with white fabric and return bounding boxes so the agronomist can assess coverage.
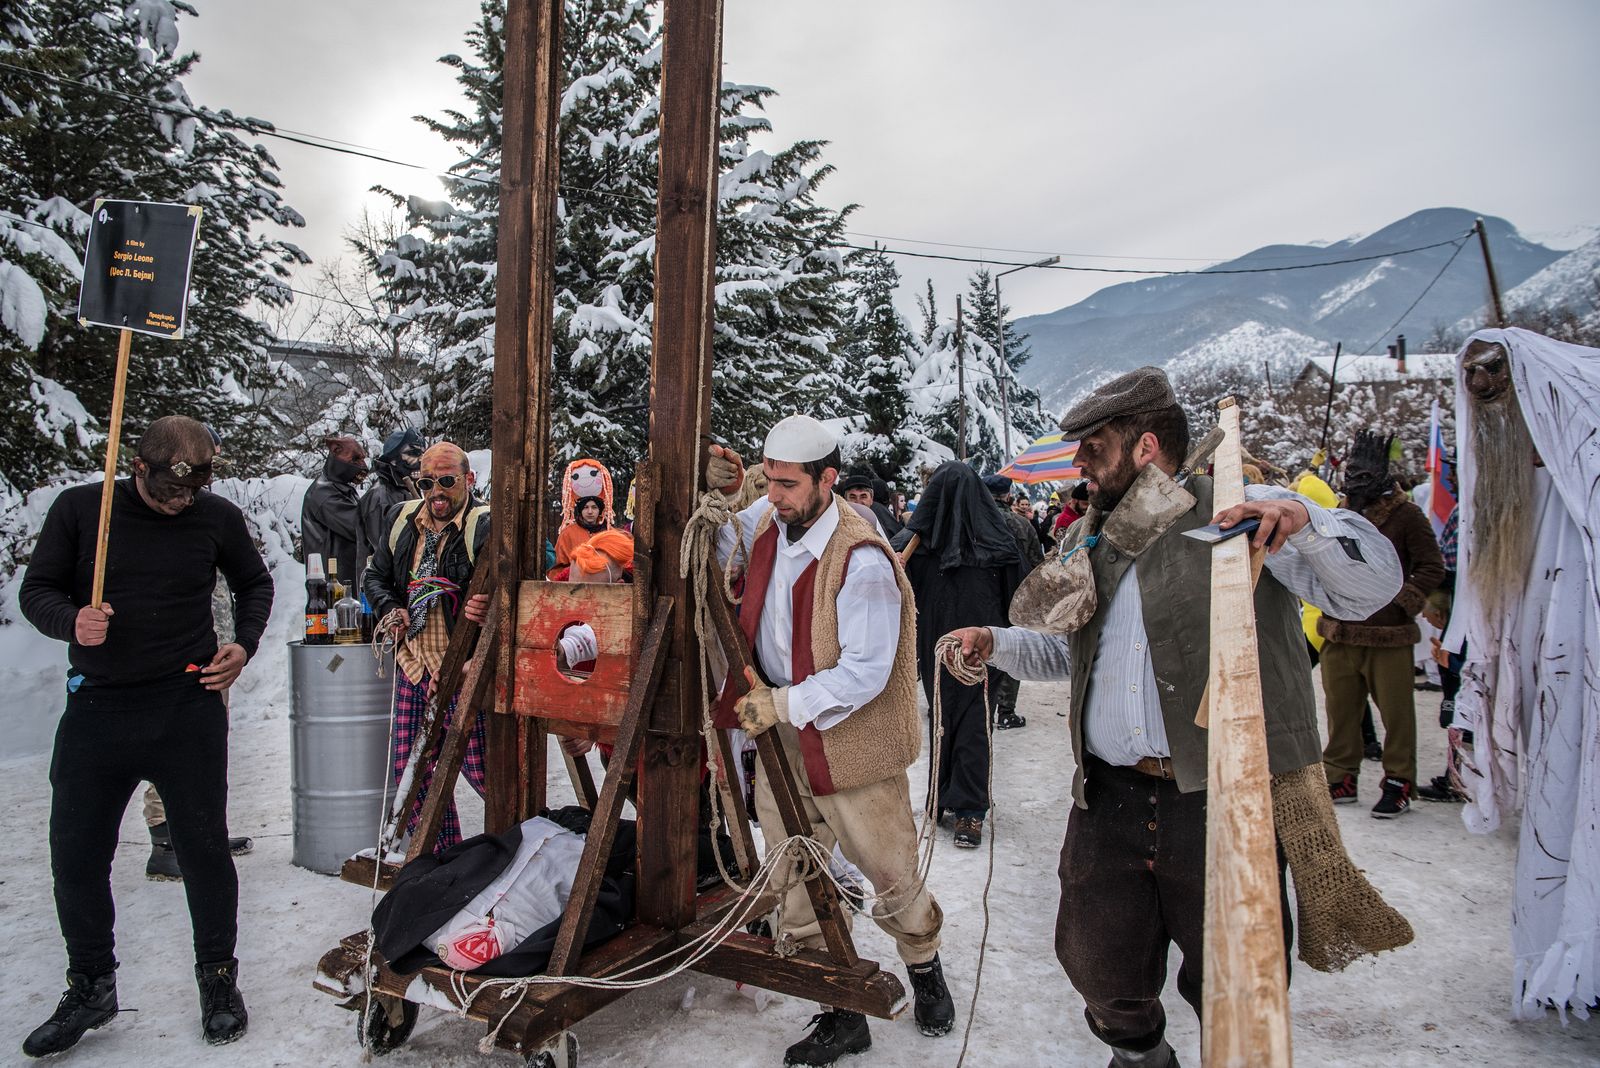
[1441,327,1600,1020]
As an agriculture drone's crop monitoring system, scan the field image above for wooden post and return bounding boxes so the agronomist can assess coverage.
[486,0,563,834]
[90,328,134,608]
[954,295,967,462]
[638,0,724,930]
[1473,216,1507,328]
[1202,398,1292,1068]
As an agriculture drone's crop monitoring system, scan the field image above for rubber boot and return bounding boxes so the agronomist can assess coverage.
[22,969,118,1058]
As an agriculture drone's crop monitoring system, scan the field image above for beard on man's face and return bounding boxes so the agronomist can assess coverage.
[1468,390,1535,614]
[1087,452,1138,511]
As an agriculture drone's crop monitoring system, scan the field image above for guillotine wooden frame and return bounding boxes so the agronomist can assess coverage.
[314,0,907,1056]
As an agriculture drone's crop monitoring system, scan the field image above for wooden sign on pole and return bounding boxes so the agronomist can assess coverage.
[76,199,204,609]
[1201,397,1293,1068]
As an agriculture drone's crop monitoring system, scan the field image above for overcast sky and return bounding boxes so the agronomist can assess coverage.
[181,0,1600,325]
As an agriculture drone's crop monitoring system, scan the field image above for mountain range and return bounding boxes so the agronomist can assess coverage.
[1013,208,1594,406]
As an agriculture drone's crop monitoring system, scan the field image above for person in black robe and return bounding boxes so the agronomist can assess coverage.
[891,462,1021,849]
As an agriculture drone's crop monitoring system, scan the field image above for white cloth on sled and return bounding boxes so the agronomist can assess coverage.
[1441,327,1600,1020]
[428,817,585,971]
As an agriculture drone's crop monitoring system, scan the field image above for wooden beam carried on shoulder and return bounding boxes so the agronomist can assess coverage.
[1201,397,1293,1068]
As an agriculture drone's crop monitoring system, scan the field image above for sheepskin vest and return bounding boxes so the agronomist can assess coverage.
[715,497,921,795]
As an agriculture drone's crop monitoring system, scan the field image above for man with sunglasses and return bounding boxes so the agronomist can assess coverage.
[363,442,491,852]
[18,415,273,1055]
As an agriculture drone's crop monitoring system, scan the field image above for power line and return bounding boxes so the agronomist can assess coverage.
[839,235,1473,276]
[1352,237,1472,357]
[3,59,1475,280]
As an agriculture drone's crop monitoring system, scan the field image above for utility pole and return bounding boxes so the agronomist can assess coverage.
[994,255,1060,458]
[955,294,967,462]
[1474,216,1507,328]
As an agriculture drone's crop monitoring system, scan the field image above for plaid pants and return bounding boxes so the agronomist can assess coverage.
[393,665,487,852]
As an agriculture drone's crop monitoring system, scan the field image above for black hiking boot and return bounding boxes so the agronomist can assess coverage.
[995,711,1027,730]
[783,1009,871,1066]
[195,958,248,1045]
[907,954,955,1037]
[23,969,118,1057]
[1108,1038,1178,1067]
[952,816,982,849]
[148,823,253,883]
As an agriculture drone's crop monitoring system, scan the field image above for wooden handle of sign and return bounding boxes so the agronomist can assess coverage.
[897,533,920,566]
[90,329,134,609]
[1201,399,1293,1068]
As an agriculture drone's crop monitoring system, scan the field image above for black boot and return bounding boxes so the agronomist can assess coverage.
[1108,1038,1179,1067]
[23,969,118,1057]
[995,710,1027,730]
[149,823,252,882]
[907,954,955,1037]
[195,958,248,1045]
[784,1009,871,1066]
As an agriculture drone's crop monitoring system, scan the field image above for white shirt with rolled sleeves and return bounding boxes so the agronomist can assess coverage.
[716,498,900,731]
[985,483,1403,766]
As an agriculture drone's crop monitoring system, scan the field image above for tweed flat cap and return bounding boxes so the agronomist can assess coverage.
[1057,365,1177,439]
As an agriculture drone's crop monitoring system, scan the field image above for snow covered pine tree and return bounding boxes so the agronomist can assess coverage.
[360,0,856,470]
[0,0,307,490]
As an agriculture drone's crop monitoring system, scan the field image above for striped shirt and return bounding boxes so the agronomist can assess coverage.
[988,484,1403,766]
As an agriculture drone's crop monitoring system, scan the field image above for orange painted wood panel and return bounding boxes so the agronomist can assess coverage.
[505,581,637,725]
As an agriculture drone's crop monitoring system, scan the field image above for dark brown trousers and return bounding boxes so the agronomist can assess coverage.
[1055,755,1293,1053]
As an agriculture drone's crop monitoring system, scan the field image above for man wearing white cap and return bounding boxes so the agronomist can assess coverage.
[706,415,953,1067]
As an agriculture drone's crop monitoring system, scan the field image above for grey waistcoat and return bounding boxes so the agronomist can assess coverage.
[1063,476,1323,807]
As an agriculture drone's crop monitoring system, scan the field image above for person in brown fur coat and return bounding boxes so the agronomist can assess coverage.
[1320,430,1445,818]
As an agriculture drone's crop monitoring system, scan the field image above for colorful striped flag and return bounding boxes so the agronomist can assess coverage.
[999,433,1081,483]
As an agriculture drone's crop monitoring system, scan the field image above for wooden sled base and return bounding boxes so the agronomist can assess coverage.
[315,884,907,1058]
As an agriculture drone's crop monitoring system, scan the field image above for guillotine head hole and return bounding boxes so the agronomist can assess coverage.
[555,620,598,682]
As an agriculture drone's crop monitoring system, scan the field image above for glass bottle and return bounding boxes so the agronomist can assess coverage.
[303,553,330,645]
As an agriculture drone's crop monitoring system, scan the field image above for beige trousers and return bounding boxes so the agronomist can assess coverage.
[753,723,943,965]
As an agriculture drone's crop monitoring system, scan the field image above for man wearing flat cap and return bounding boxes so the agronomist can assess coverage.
[947,368,1405,1068]
[706,415,954,1066]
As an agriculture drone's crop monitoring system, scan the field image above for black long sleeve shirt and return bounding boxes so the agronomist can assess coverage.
[19,479,274,687]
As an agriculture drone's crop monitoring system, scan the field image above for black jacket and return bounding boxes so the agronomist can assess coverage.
[363,498,491,633]
[357,478,414,567]
[301,473,363,584]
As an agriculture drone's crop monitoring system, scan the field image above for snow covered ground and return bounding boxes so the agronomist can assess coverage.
[0,653,1596,1067]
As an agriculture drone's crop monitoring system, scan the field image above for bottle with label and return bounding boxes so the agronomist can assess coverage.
[326,558,344,639]
[304,553,331,645]
[358,555,376,643]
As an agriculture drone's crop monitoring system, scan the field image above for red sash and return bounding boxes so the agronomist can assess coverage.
[712,521,837,795]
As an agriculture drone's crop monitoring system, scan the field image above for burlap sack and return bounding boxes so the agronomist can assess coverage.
[1271,763,1415,971]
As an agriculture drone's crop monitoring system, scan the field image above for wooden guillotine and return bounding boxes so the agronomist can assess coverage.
[314,0,907,1061]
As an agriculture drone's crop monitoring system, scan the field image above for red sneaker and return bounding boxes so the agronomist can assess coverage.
[1328,774,1359,805]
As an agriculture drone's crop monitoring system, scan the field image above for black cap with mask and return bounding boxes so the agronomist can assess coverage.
[374,427,424,488]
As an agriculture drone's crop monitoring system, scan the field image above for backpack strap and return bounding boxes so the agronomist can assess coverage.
[388,500,489,564]
[388,499,425,554]
[462,505,489,565]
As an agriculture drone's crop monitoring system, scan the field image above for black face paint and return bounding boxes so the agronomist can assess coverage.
[140,459,213,503]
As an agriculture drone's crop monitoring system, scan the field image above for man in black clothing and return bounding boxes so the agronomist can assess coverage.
[983,474,1042,731]
[839,465,902,538]
[359,426,423,561]
[18,415,273,1056]
[302,432,368,583]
